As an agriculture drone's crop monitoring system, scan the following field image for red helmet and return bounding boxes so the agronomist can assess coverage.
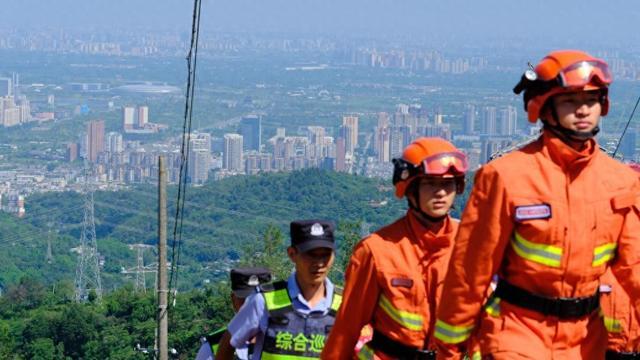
[392,137,468,198]
[513,50,612,122]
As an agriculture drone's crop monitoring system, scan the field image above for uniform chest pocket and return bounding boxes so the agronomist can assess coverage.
[595,193,634,242]
[377,270,424,332]
[511,201,563,268]
[592,193,635,267]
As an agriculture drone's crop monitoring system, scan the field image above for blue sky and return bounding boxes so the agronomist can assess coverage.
[4,0,640,47]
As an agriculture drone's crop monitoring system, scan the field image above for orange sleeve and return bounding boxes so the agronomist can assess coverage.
[435,166,513,354]
[610,180,640,316]
[322,240,379,360]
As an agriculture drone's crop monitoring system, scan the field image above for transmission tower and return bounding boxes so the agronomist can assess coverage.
[74,165,102,302]
[122,244,156,293]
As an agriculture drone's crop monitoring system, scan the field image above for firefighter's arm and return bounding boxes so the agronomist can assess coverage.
[321,241,379,360]
[610,181,640,315]
[435,166,513,359]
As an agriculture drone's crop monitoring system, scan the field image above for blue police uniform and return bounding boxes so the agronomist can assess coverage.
[227,272,337,359]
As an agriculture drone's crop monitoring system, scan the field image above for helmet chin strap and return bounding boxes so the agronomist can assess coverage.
[407,182,447,223]
[544,104,600,143]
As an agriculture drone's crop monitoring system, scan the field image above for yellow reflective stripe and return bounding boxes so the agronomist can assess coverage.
[593,243,617,267]
[433,319,473,344]
[604,316,622,333]
[378,294,423,331]
[484,296,501,318]
[471,351,483,360]
[262,353,319,360]
[263,288,292,311]
[330,292,342,312]
[357,343,375,360]
[511,232,562,267]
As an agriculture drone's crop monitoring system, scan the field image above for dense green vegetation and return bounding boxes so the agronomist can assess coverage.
[2,169,409,291]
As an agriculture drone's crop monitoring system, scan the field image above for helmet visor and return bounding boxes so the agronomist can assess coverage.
[421,151,468,176]
[558,60,612,88]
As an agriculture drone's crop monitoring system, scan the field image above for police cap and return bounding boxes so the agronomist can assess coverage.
[290,220,335,253]
[230,267,272,298]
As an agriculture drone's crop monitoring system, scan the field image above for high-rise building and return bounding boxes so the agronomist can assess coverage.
[335,137,346,172]
[389,126,405,158]
[0,78,11,97]
[341,115,359,154]
[223,134,244,172]
[307,126,326,159]
[67,143,79,162]
[240,115,261,151]
[497,106,518,136]
[87,120,105,163]
[138,106,149,128]
[463,105,476,135]
[123,106,135,130]
[481,106,497,135]
[434,112,444,125]
[191,132,212,152]
[189,148,210,184]
[375,126,391,162]
[106,132,124,153]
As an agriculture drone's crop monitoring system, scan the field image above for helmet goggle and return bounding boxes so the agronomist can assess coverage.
[557,60,612,89]
[421,151,468,176]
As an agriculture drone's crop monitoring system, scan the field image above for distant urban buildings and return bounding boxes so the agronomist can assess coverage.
[121,105,165,133]
[239,115,261,151]
[341,115,359,155]
[223,134,244,172]
[0,74,32,127]
[86,120,105,163]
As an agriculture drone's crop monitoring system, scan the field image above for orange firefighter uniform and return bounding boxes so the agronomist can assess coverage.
[323,138,468,360]
[434,130,640,359]
[601,164,640,359]
[322,211,458,359]
[600,269,640,358]
[434,49,640,360]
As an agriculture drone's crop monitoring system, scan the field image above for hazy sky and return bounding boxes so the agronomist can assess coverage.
[4,0,640,46]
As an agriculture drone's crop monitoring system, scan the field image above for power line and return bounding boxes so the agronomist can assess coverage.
[613,94,640,158]
[170,0,204,305]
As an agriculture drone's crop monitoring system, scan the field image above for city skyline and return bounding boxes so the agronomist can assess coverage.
[2,1,639,47]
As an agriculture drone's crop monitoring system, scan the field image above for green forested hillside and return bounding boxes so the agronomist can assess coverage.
[2,169,410,291]
[0,169,475,359]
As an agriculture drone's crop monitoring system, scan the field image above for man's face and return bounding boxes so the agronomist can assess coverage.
[412,176,457,218]
[288,247,335,287]
[547,90,602,133]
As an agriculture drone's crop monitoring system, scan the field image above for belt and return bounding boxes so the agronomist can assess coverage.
[494,279,600,319]
[606,350,640,360]
[369,330,435,360]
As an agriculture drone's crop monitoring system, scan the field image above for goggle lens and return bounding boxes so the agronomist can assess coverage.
[421,152,468,175]
[559,60,612,88]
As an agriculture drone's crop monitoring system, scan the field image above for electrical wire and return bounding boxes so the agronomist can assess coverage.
[169,0,203,306]
[613,94,640,158]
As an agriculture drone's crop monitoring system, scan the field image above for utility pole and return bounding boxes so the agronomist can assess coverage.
[46,222,53,264]
[75,163,102,302]
[157,156,168,360]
